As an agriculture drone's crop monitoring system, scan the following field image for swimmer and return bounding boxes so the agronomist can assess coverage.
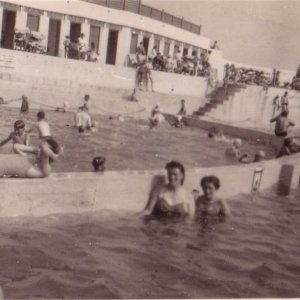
[0,141,60,178]
[174,99,187,128]
[208,127,227,142]
[239,150,266,164]
[20,95,29,113]
[270,111,295,137]
[0,120,39,157]
[36,111,63,160]
[225,138,242,158]
[92,156,106,172]
[276,138,300,158]
[195,176,230,218]
[142,161,195,218]
[149,104,165,129]
[75,106,92,130]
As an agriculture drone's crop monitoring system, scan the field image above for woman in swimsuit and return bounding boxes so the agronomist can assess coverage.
[195,176,230,219]
[143,161,195,218]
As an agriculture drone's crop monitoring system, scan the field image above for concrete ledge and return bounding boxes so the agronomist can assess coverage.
[1,153,300,218]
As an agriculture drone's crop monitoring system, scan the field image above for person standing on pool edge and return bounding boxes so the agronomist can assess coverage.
[270,110,295,137]
[20,95,29,114]
[36,111,63,159]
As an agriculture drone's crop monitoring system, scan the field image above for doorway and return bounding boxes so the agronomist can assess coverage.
[106,29,118,65]
[142,37,149,55]
[47,18,61,56]
[89,25,100,53]
[1,9,16,49]
[70,22,81,43]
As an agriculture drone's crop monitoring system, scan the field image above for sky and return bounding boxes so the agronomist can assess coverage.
[143,0,300,71]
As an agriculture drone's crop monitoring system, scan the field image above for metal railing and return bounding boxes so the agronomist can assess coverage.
[82,0,201,35]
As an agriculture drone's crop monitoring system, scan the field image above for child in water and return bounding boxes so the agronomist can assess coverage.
[0,120,39,156]
[225,138,242,158]
[36,111,63,160]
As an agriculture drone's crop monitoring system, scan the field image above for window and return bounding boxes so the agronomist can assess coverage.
[27,14,40,31]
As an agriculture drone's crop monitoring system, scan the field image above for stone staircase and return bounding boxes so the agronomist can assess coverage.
[194,84,247,117]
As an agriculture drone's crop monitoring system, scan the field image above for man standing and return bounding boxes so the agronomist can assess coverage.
[78,33,87,60]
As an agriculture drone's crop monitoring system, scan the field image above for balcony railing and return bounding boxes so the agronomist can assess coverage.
[82,0,201,35]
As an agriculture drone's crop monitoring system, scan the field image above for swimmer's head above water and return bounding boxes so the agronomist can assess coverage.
[200,175,220,200]
[92,156,106,172]
[165,160,185,187]
[254,150,266,162]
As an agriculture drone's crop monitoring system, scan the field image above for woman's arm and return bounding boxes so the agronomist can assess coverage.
[0,133,13,147]
[270,115,279,123]
[142,187,160,216]
[219,199,231,217]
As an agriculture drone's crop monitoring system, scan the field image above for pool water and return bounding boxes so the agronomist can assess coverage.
[0,107,276,172]
[0,190,299,298]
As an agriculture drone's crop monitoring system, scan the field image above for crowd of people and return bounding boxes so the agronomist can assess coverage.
[131,41,214,91]
[63,33,99,62]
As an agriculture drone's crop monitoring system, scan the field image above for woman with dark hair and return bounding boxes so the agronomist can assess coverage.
[142,160,194,218]
[195,176,230,218]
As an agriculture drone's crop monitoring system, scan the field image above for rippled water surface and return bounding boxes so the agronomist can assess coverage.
[0,190,299,299]
[0,107,275,172]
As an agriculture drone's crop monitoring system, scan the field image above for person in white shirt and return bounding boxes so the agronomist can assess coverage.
[78,33,87,60]
[75,106,92,130]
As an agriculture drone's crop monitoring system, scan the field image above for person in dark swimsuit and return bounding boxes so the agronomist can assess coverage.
[142,161,195,218]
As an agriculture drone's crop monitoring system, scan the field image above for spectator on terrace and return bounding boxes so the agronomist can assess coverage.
[175,50,182,70]
[78,33,87,60]
[274,70,280,87]
[86,42,99,62]
[165,55,174,72]
[149,46,157,60]
[276,137,300,158]
[280,91,289,112]
[152,52,164,71]
[181,55,190,75]
[270,110,294,137]
[63,35,70,58]
[142,160,195,218]
[210,40,220,50]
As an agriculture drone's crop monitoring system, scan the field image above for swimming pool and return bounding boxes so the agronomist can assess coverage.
[0,107,276,172]
[0,189,299,298]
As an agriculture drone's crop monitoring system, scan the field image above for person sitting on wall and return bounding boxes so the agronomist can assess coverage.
[270,110,295,137]
[195,175,230,219]
[81,94,91,111]
[174,99,187,128]
[274,70,280,87]
[78,33,87,60]
[276,137,300,158]
[239,150,266,164]
[86,42,99,62]
[295,64,300,79]
[142,160,195,218]
[149,104,164,128]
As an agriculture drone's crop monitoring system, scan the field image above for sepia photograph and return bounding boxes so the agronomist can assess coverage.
[0,0,299,298]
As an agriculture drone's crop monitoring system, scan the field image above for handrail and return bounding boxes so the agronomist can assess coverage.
[82,0,201,35]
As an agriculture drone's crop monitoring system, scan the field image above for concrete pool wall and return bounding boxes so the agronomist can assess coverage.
[0,152,299,218]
